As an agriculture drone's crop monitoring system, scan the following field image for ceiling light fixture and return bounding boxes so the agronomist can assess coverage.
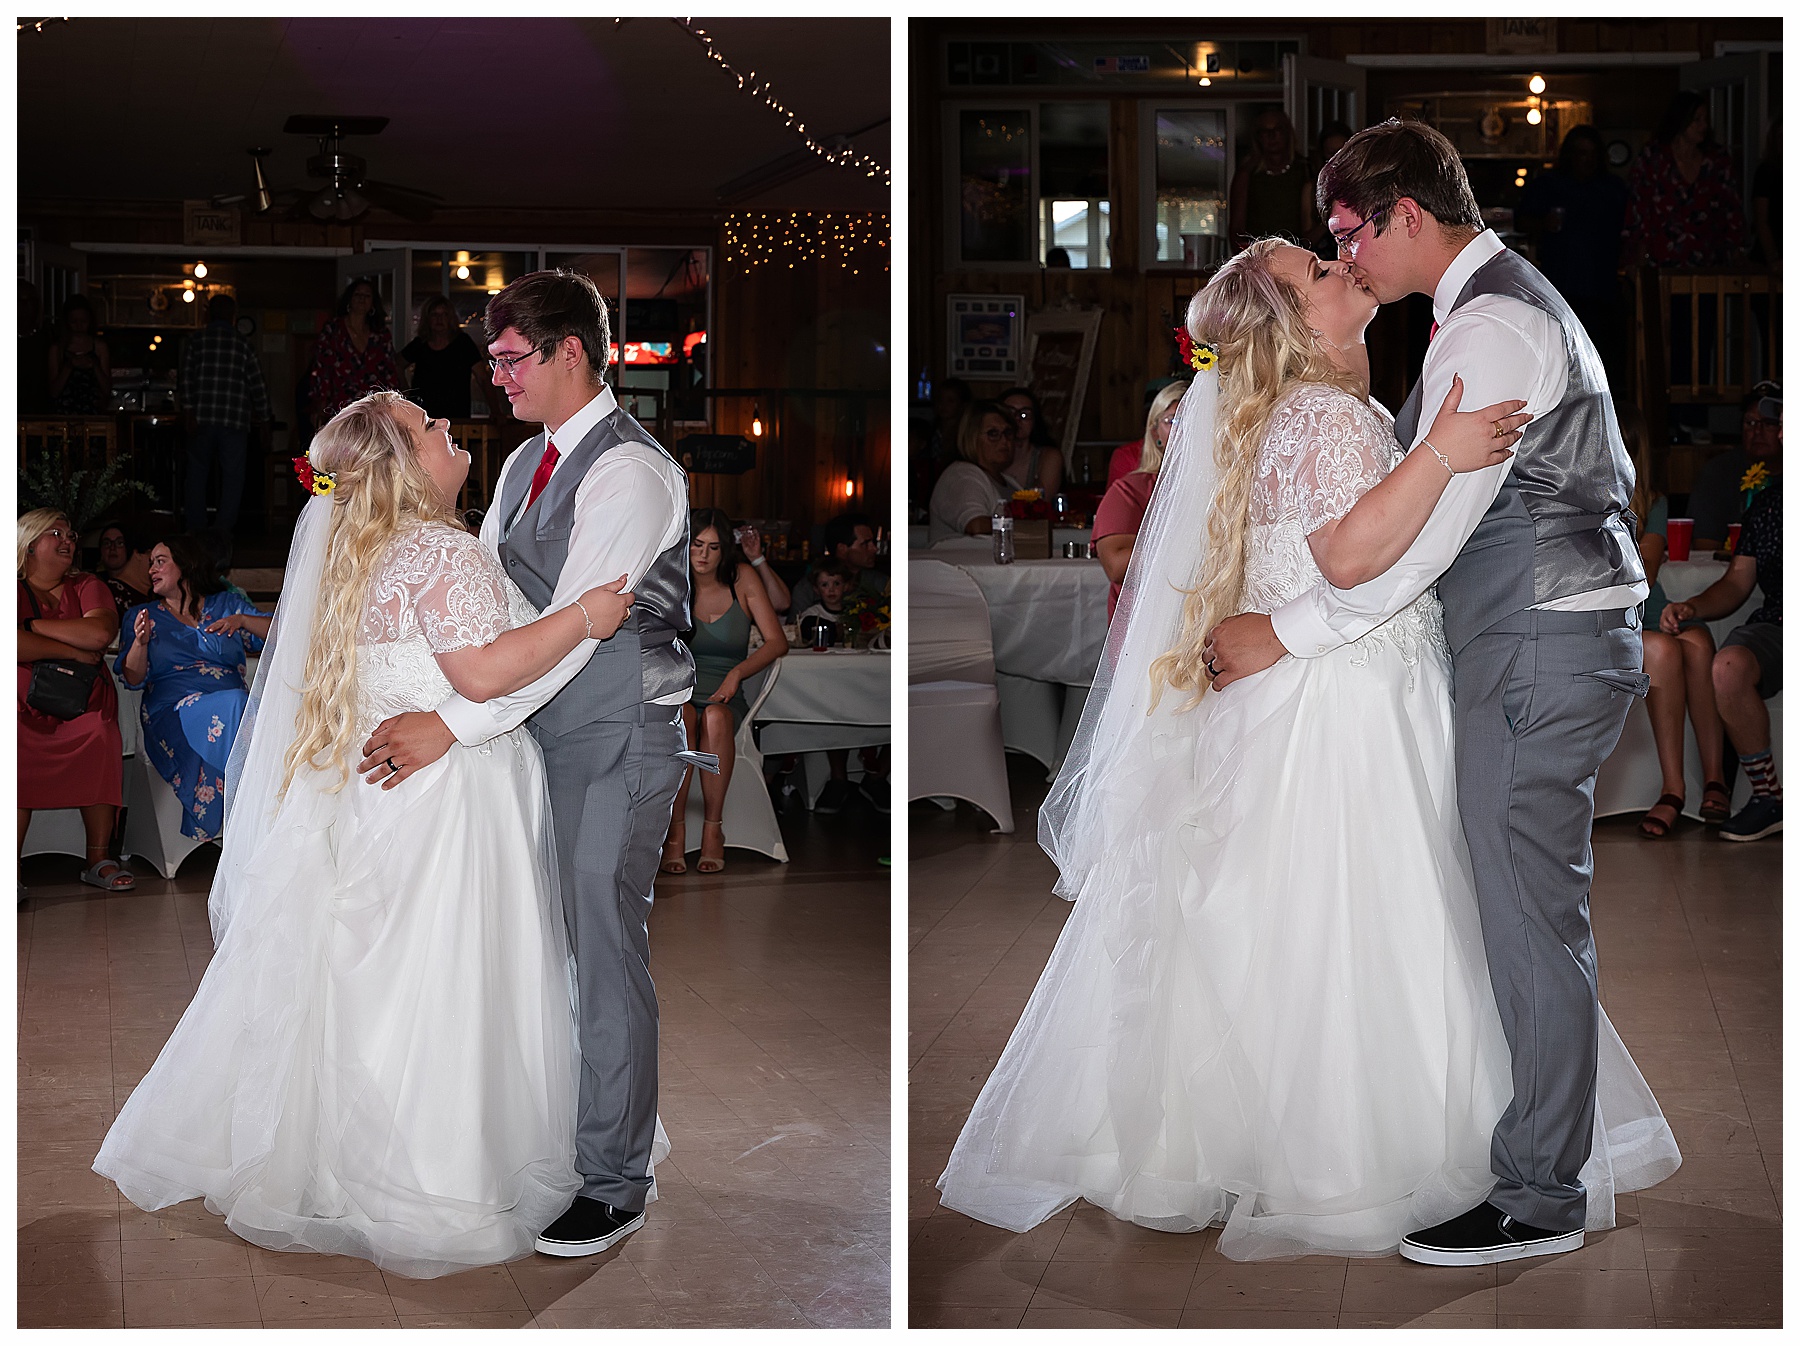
[1529,74,1547,95]
[193,261,208,279]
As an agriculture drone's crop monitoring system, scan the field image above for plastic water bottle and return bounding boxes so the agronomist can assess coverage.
[992,507,1015,565]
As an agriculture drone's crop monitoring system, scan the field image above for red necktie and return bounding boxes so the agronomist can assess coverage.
[1429,320,1440,342]
[524,438,559,511]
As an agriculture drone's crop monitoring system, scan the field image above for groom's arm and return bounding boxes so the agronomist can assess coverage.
[434,443,687,747]
[1210,298,1565,685]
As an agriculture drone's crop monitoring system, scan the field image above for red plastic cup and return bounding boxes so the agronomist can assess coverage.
[1726,522,1743,556]
[1665,518,1693,562]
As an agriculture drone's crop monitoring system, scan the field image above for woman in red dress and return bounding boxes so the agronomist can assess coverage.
[308,278,402,427]
[17,508,132,892]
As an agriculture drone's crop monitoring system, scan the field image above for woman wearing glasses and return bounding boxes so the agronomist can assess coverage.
[17,509,132,893]
[927,400,1021,545]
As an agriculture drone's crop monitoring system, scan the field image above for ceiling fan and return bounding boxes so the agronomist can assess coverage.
[212,116,444,223]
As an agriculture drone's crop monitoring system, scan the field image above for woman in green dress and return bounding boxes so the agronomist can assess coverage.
[662,509,788,874]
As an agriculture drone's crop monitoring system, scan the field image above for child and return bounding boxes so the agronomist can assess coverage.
[795,559,851,628]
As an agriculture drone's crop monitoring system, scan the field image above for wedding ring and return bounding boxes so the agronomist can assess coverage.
[1206,657,1221,678]
[386,757,399,775]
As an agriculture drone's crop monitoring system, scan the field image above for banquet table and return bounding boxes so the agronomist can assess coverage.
[1593,558,1780,820]
[915,551,1112,772]
[754,647,891,806]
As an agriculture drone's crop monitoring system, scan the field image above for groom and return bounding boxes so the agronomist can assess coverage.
[1204,120,1649,1265]
[360,270,697,1257]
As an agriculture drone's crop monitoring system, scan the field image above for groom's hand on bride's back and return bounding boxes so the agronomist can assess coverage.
[359,712,456,790]
[1202,613,1288,690]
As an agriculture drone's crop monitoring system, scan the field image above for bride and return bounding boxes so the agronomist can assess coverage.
[937,240,1681,1260]
[94,391,647,1278]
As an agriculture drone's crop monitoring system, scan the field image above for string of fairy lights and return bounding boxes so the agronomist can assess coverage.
[17,18,71,33]
[723,213,888,275]
[671,18,890,186]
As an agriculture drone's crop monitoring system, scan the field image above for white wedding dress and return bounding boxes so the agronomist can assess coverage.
[938,383,1680,1260]
[96,522,614,1278]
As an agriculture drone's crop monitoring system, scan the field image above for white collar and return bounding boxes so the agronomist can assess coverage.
[1432,229,1507,325]
[544,383,617,451]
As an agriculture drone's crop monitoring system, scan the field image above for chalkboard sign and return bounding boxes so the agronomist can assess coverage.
[1024,307,1103,460]
[676,434,757,475]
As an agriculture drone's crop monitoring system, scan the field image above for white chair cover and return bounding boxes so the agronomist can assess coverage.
[909,560,1014,833]
[681,661,790,863]
[121,751,219,879]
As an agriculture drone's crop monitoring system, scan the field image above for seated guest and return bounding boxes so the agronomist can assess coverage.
[114,535,270,841]
[1094,380,1187,620]
[1106,378,1183,487]
[794,559,852,629]
[928,401,1019,544]
[1689,384,1781,550]
[998,386,1064,494]
[790,511,888,614]
[1660,468,1782,842]
[17,508,131,893]
[1628,404,1730,836]
[735,520,792,615]
[662,509,787,875]
[94,520,153,618]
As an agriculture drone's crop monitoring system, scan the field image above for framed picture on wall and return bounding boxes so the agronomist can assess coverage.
[947,293,1024,379]
[1024,305,1103,460]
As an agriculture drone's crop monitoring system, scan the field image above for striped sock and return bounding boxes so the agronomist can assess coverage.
[1740,750,1781,799]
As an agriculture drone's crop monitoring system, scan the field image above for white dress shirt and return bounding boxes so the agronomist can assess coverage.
[437,385,690,746]
[1271,230,1648,659]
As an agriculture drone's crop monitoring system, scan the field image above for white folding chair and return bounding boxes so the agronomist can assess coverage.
[120,750,219,879]
[909,560,1015,833]
[679,661,790,863]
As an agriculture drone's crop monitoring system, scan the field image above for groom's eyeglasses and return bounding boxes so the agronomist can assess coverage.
[1331,207,1388,256]
[487,343,552,379]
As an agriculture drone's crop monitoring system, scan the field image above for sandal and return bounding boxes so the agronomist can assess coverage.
[697,818,726,874]
[1638,794,1684,839]
[1700,780,1733,824]
[79,859,136,891]
[659,820,688,875]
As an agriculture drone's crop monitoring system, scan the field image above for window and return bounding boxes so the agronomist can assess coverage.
[1145,106,1230,268]
[949,101,1112,269]
[1039,102,1111,269]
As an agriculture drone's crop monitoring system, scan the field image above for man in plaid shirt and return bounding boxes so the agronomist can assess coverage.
[179,293,272,535]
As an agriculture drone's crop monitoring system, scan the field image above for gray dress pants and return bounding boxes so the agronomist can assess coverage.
[533,702,688,1212]
[1452,607,1647,1233]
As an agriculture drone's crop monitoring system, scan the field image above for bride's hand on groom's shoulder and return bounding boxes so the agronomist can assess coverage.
[1427,375,1531,475]
[1202,612,1287,690]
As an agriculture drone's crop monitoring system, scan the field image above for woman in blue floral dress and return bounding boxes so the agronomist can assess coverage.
[115,536,270,839]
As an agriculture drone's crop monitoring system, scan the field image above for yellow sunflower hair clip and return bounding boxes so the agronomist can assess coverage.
[1189,341,1218,373]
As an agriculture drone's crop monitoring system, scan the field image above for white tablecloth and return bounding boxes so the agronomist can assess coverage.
[1594,558,1779,819]
[916,552,1111,770]
[754,649,891,756]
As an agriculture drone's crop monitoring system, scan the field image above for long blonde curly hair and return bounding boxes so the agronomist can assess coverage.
[1149,239,1366,706]
[283,390,465,793]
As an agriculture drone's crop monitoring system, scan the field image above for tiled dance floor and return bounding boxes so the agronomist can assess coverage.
[910,759,1780,1328]
[20,802,890,1328]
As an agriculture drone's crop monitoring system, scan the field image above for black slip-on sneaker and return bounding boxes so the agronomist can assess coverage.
[534,1197,645,1257]
[1400,1201,1583,1267]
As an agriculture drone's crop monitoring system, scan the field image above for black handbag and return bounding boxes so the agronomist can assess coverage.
[21,582,104,721]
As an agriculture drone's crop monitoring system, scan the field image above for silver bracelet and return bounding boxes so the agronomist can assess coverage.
[572,598,595,639]
[1422,438,1455,478]
[750,555,766,568]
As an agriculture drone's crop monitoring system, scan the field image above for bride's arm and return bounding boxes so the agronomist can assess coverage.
[433,577,633,703]
[1308,377,1526,589]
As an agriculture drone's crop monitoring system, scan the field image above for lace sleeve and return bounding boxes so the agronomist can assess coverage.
[1274,387,1390,536]
[398,528,511,654]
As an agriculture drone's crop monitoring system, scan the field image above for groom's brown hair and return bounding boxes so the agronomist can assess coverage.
[1316,118,1483,235]
[485,270,612,383]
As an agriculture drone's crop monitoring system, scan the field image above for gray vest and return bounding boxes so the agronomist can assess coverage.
[1395,248,1643,652]
[497,403,694,733]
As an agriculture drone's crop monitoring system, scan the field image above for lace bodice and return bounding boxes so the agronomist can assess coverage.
[1243,383,1447,670]
[354,523,537,734]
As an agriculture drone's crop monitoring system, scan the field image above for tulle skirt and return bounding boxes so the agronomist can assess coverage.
[95,729,585,1279]
[938,637,1680,1259]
